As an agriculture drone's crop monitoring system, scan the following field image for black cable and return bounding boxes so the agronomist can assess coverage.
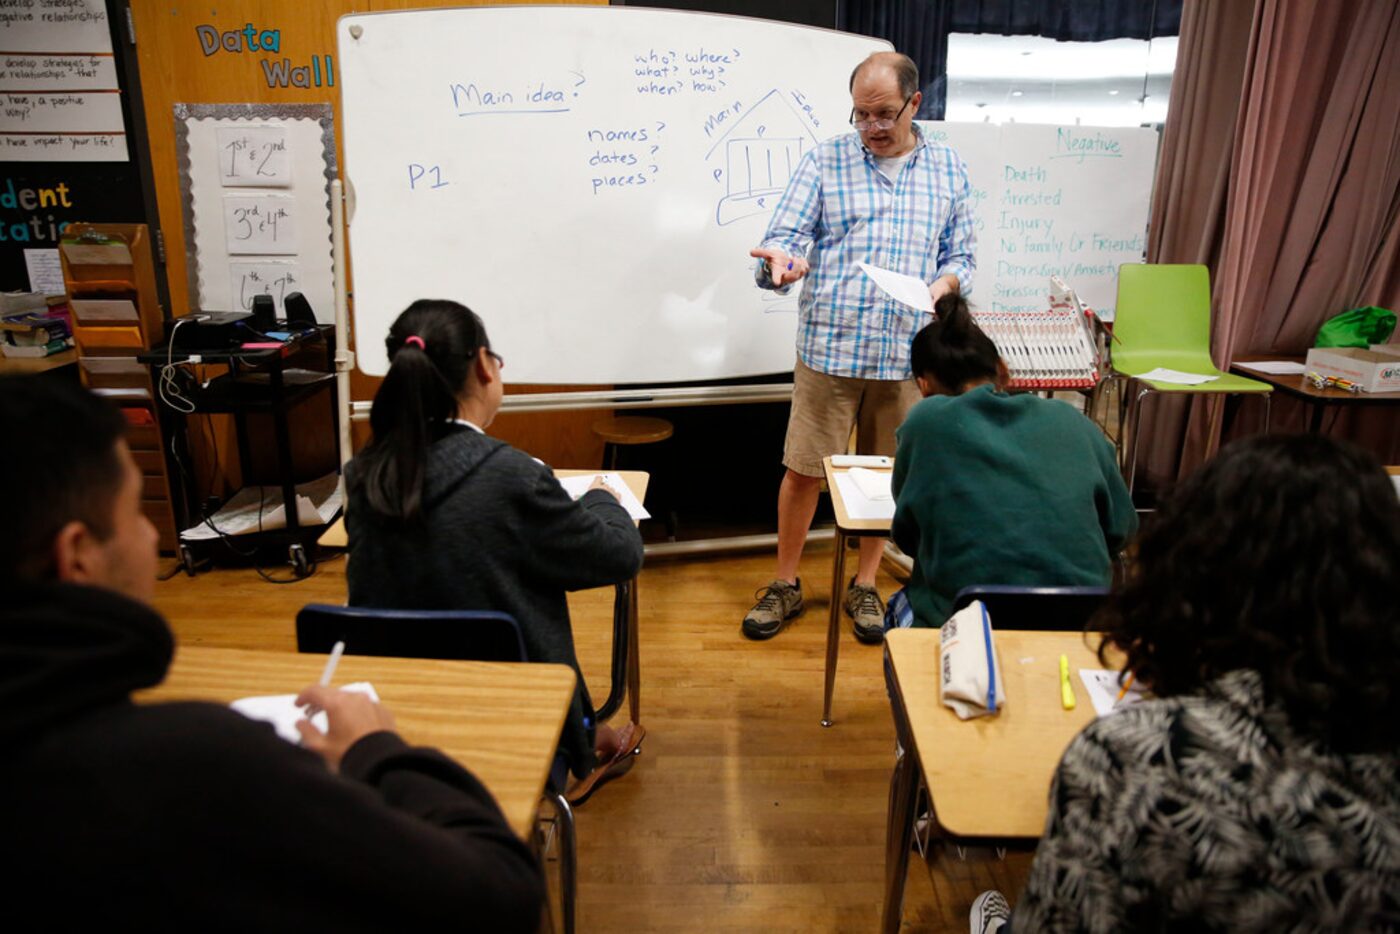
[251,482,318,584]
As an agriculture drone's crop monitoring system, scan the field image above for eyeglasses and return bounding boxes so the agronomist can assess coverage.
[485,349,504,370]
[850,95,914,131]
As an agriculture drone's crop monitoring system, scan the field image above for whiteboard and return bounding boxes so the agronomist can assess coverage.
[338,7,888,382]
[337,8,1157,383]
[923,121,1158,322]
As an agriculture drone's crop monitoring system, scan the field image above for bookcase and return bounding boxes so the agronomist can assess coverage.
[59,223,180,551]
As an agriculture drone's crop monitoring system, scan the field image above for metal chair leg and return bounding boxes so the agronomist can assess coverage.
[627,573,641,726]
[546,790,577,934]
[1124,386,1152,495]
[596,580,630,722]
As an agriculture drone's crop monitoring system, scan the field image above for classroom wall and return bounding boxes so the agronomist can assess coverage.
[130,0,608,467]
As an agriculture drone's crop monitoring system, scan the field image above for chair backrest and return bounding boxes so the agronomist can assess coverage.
[950,585,1111,632]
[1113,263,1217,372]
[295,604,528,663]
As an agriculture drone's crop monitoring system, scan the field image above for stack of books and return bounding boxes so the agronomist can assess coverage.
[1,294,74,358]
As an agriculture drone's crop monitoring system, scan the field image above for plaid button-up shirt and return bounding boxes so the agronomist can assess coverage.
[755,127,976,380]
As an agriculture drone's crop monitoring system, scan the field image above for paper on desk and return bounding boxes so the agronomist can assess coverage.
[1078,669,1145,716]
[832,471,895,521]
[1138,367,1218,386]
[180,472,342,541]
[231,682,379,744]
[858,262,933,315]
[556,471,650,520]
[848,466,893,501]
[1234,360,1306,376]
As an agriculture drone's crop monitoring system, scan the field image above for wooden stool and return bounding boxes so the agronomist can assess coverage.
[592,415,676,538]
[591,416,674,469]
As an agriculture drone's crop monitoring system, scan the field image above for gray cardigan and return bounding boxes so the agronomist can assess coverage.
[346,427,644,777]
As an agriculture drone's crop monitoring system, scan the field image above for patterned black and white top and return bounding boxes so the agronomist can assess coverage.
[1011,669,1400,932]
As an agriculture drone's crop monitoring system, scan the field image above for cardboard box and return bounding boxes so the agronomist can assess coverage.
[1304,345,1400,393]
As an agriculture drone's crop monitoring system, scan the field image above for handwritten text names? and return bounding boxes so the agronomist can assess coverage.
[634,47,742,96]
[588,122,666,195]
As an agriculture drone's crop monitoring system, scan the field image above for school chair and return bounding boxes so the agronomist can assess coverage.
[1112,263,1272,493]
[950,585,1111,631]
[591,415,678,539]
[295,605,578,934]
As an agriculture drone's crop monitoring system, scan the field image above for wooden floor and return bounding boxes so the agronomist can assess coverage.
[152,541,1033,932]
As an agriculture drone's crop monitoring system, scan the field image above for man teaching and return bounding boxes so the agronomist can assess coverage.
[743,51,976,643]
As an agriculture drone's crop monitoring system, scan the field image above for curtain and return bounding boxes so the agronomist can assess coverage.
[839,0,954,118]
[951,0,1183,41]
[1139,0,1400,485]
[1135,0,1256,486]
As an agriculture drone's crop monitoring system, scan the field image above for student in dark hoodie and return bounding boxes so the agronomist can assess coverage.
[345,299,646,805]
[0,376,543,931]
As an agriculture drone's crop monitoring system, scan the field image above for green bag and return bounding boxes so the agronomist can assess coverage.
[1314,306,1396,348]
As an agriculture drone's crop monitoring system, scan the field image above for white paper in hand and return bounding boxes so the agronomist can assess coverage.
[231,682,379,744]
[556,471,651,520]
[858,262,934,314]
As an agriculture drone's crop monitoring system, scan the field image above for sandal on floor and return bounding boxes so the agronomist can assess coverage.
[566,722,646,806]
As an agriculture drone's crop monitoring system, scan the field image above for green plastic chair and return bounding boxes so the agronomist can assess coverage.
[1112,263,1272,491]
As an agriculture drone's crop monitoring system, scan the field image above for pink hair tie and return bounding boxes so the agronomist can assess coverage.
[403,335,426,350]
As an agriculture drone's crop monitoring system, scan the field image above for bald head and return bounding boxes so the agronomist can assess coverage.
[850,52,919,100]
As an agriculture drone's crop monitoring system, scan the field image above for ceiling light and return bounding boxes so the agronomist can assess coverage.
[1011,90,1023,97]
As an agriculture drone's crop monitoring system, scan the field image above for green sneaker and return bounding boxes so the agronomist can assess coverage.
[742,579,804,640]
[844,579,886,644]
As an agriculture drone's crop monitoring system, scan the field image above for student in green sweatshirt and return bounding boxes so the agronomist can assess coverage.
[891,295,1137,628]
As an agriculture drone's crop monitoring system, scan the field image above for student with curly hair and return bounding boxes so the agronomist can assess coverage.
[973,433,1400,933]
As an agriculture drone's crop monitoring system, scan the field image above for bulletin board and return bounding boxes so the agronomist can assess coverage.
[173,103,336,322]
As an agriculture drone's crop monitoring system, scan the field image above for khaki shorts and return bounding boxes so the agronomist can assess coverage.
[783,358,922,478]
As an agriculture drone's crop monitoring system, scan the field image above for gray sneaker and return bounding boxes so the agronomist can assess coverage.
[844,578,886,644]
[742,579,804,640]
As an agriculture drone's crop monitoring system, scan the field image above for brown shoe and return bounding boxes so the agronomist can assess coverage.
[566,722,645,806]
[742,579,804,640]
[844,578,886,644]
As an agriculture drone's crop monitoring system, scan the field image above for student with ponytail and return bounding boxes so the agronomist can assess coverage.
[889,294,1136,628]
[346,299,646,803]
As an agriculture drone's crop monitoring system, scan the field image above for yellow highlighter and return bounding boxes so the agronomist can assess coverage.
[1059,654,1076,710]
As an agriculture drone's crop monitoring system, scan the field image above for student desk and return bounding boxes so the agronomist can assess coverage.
[138,644,575,840]
[318,469,648,726]
[881,628,1106,932]
[1231,355,1400,432]
[821,456,894,727]
[555,469,648,726]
